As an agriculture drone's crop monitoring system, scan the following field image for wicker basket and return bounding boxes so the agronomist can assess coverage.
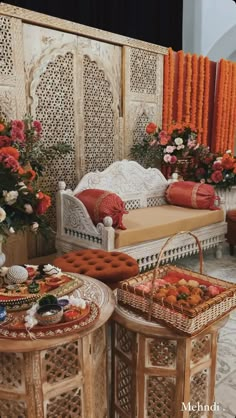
[117,231,236,335]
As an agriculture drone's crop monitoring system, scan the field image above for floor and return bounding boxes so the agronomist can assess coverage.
[29,246,236,417]
[178,246,236,418]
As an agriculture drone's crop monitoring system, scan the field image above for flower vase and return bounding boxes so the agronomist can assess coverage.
[0,235,6,268]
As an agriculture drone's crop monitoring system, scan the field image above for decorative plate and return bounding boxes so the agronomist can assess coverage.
[0,301,99,339]
[0,273,83,311]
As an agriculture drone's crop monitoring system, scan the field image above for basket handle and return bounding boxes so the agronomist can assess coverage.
[148,230,203,321]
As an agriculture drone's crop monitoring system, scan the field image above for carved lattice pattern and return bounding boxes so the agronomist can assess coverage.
[83,55,115,173]
[125,199,141,210]
[94,355,106,418]
[117,358,132,414]
[44,341,80,384]
[132,112,149,145]
[191,335,211,365]
[130,48,158,95]
[148,338,177,368]
[0,16,14,75]
[0,399,26,417]
[35,52,77,228]
[146,376,175,418]
[147,196,166,207]
[46,388,82,418]
[190,369,208,418]
[0,352,23,389]
[116,324,134,356]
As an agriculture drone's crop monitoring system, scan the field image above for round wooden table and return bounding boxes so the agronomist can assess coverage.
[0,275,115,418]
[111,302,229,418]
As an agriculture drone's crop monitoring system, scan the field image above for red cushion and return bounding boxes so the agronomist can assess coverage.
[76,189,128,230]
[165,181,219,210]
[53,249,139,284]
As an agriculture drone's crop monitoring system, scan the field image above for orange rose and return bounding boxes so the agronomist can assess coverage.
[0,146,19,160]
[0,123,5,132]
[36,193,51,215]
[25,169,36,181]
[18,166,25,175]
[146,122,157,134]
[221,154,235,170]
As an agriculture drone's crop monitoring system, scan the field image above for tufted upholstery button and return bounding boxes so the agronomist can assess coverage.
[53,249,139,287]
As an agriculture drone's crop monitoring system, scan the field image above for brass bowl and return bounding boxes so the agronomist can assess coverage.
[35,304,63,326]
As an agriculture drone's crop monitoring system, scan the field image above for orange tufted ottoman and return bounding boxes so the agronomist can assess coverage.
[53,249,139,289]
[226,210,236,255]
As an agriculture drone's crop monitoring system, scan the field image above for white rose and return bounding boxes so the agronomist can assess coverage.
[24,204,33,214]
[0,207,6,223]
[9,227,15,234]
[3,190,18,205]
[31,222,39,232]
[174,137,183,146]
[226,150,232,154]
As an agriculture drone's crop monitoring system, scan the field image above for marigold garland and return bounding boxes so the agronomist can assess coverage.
[229,64,236,148]
[214,59,225,153]
[176,50,184,123]
[191,54,198,128]
[224,62,232,151]
[197,55,205,143]
[184,53,192,124]
[202,57,210,146]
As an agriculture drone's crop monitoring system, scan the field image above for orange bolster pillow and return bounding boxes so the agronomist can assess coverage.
[75,189,128,229]
[165,181,220,210]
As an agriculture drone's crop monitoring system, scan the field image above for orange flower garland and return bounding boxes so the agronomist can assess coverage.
[224,62,233,150]
[229,64,236,148]
[176,50,184,123]
[191,54,198,128]
[197,55,205,143]
[184,53,192,124]
[214,60,226,153]
[202,57,210,146]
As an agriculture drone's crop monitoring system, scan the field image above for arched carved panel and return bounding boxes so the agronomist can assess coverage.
[83,55,116,173]
[31,51,77,227]
[0,16,14,76]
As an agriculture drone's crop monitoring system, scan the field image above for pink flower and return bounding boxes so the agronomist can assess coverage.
[170,155,177,164]
[159,130,170,145]
[149,139,157,146]
[177,144,184,150]
[164,154,172,163]
[212,161,223,171]
[187,139,197,149]
[12,120,24,131]
[211,170,223,183]
[2,155,20,171]
[11,127,25,142]
[33,120,42,134]
[0,135,12,147]
[165,145,176,153]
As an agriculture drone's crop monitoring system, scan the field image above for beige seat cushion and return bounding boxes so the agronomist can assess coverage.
[115,205,224,248]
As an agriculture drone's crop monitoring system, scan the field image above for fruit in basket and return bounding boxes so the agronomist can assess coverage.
[188,295,202,306]
[167,288,179,297]
[191,288,203,296]
[178,279,187,285]
[188,280,199,288]
[165,295,177,304]
[178,285,191,295]
[208,285,221,297]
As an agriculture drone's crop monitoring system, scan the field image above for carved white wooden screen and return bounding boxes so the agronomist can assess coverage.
[123,46,164,157]
[0,16,26,119]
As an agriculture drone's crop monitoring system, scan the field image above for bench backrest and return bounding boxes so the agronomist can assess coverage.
[73,160,168,209]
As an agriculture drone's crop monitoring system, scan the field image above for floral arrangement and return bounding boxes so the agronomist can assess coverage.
[0,115,71,238]
[193,150,236,189]
[130,121,236,189]
[130,122,199,168]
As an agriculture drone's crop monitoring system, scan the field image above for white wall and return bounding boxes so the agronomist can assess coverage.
[183,0,236,61]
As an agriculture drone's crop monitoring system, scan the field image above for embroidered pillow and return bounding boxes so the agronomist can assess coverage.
[165,181,220,210]
[75,189,128,229]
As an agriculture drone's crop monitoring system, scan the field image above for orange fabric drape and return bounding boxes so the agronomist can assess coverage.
[162,50,236,152]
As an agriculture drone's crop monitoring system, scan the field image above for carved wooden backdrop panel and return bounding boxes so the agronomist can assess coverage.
[0,16,26,119]
[123,46,164,157]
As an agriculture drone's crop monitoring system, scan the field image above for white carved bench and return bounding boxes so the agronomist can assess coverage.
[56,160,227,271]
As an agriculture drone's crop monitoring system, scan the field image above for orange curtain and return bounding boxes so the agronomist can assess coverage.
[212,60,236,153]
[162,50,236,152]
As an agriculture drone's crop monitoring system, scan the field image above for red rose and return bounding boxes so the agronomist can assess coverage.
[211,170,223,183]
[146,122,157,134]
[36,193,51,215]
[212,161,223,171]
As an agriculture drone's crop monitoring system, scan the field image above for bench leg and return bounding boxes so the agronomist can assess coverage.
[215,244,223,259]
